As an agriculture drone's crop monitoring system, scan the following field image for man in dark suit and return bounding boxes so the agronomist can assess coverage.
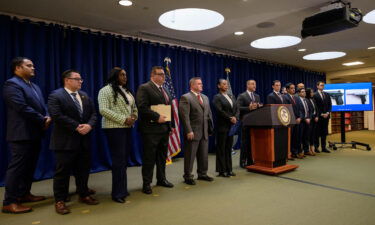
[266,80,284,104]
[48,70,98,215]
[236,80,261,168]
[136,66,174,194]
[2,57,51,214]
[283,83,300,159]
[212,79,239,177]
[295,88,311,158]
[179,77,214,185]
[313,81,332,153]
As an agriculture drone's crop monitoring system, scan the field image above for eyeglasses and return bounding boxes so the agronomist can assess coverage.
[67,78,84,82]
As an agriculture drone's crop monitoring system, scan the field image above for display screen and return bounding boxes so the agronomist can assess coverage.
[324,82,373,111]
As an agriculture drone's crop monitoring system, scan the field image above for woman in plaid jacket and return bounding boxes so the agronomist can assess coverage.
[98,67,138,203]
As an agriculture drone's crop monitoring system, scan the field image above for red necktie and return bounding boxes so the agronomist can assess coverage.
[159,87,169,104]
[197,94,203,105]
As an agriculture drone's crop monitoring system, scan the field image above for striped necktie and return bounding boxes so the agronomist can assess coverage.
[71,93,83,117]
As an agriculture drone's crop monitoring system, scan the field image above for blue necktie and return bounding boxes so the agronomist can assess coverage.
[71,93,83,117]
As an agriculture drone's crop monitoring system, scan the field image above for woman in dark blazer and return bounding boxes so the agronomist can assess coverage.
[212,79,239,177]
[306,88,319,155]
[98,67,138,203]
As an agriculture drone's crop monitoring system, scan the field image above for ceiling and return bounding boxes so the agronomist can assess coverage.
[1,0,375,74]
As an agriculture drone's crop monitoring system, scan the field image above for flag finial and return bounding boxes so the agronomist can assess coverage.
[164,57,171,66]
[225,67,231,74]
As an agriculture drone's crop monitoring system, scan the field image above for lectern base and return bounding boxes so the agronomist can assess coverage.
[246,164,298,175]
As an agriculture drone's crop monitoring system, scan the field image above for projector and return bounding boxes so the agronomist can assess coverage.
[301,1,362,38]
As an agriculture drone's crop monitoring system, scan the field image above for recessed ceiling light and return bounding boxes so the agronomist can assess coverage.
[158,8,224,31]
[234,31,244,36]
[363,9,375,24]
[250,36,301,49]
[368,46,375,50]
[342,61,364,66]
[303,51,346,60]
[119,0,133,6]
[298,48,306,52]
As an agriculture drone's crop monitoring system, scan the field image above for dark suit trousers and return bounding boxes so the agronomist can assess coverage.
[298,121,310,153]
[141,133,169,185]
[53,145,91,202]
[216,132,233,173]
[183,138,208,179]
[291,125,299,155]
[3,140,41,206]
[317,117,329,150]
[309,119,319,148]
[105,128,130,199]
[240,127,253,167]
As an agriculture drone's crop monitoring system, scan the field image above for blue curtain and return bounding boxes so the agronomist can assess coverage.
[0,15,325,186]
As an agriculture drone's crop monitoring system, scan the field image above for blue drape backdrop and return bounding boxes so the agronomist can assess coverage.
[0,15,325,186]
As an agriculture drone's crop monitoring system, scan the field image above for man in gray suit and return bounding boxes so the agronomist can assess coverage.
[179,77,214,185]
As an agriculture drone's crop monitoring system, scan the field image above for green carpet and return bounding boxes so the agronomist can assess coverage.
[1,130,374,225]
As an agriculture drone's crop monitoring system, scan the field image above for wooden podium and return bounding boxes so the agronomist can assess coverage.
[242,104,298,175]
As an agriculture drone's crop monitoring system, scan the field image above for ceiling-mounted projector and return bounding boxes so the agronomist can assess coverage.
[301,0,362,38]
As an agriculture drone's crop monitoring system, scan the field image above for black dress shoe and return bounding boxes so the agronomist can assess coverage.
[217,172,229,177]
[227,172,236,176]
[184,178,196,185]
[156,180,174,188]
[322,149,331,153]
[197,175,214,182]
[112,197,125,203]
[142,184,152,194]
[315,149,321,153]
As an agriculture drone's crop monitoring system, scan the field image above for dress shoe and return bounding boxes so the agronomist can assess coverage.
[217,172,229,177]
[79,196,99,205]
[156,180,174,188]
[315,149,321,153]
[142,184,152,194]
[112,197,125,203]
[291,154,298,158]
[227,172,236,176]
[18,193,46,203]
[288,157,295,161]
[2,203,32,214]
[55,201,70,215]
[305,152,315,156]
[197,175,214,182]
[184,178,196,185]
[322,149,331,153]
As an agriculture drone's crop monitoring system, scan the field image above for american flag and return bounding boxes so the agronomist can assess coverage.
[163,58,181,164]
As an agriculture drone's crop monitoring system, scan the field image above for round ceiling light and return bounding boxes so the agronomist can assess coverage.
[363,9,375,24]
[234,31,244,35]
[158,8,224,31]
[118,0,133,6]
[250,36,301,49]
[303,51,346,60]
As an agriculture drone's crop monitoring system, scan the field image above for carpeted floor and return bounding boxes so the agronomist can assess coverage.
[1,130,374,225]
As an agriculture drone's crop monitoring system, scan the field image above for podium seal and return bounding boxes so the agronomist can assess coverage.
[277,106,291,126]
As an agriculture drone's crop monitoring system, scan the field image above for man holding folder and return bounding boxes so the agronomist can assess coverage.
[136,66,174,194]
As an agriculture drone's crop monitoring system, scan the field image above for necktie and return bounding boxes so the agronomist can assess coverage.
[159,87,169,104]
[27,82,42,102]
[302,98,308,118]
[197,94,203,105]
[310,99,316,115]
[290,95,296,104]
[251,92,255,102]
[277,92,283,103]
[71,93,83,117]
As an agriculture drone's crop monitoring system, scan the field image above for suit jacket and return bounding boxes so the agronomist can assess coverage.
[212,93,239,132]
[267,91,284,104]
[2,76,48,141]
[283,93,300,119]
[313,91,332,118]
[48,88,97,150]
[179,91,213,141]
[306,98,319,119]
[136,81,174,134]
[236,91,260,120]
[295,97,311,120]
